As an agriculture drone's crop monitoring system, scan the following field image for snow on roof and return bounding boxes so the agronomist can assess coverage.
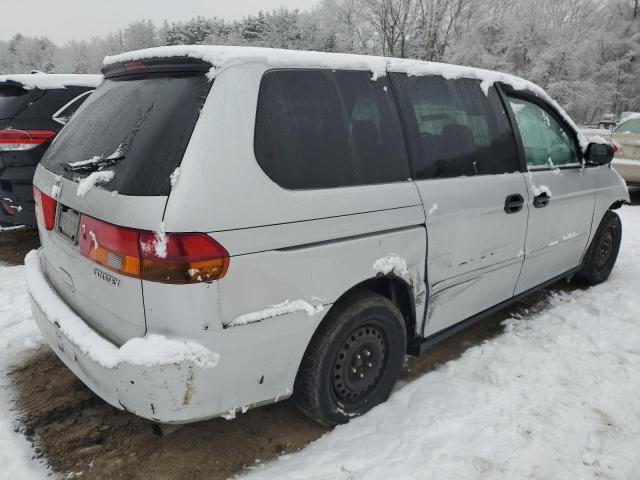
[0,73,102,91]
[103,45,587,150]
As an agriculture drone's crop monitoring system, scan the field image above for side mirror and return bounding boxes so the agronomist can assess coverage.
[585,142,614,165]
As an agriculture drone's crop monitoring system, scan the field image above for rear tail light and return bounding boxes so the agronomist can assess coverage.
[611,143,618,154]
[0,130,56,151]
[33,187,57,230]
[123,61,148,72]
[1,199,16,216]
[78,215,229,284]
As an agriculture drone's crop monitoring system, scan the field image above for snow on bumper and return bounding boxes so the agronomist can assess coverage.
[25,249,220,423]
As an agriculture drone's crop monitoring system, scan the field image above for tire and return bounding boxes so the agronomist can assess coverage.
[293,292,406,426]
[576,210,622,285]
[598,123,605,129]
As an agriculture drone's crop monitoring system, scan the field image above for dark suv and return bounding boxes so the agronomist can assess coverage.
[0,73,101,226]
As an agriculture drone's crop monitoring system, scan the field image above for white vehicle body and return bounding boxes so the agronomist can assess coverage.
[28,46,629,424]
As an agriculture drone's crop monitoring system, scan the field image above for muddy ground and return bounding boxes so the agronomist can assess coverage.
[4,187,639,480]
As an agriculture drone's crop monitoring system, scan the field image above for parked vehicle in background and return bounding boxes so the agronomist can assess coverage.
[611,113,640,186]
[27,46,629,427]
[597,113,617,130]
[0,73,101,226]
[619,111,638,123]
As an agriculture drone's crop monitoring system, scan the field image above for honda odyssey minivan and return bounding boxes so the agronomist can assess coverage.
[27,46,629,426]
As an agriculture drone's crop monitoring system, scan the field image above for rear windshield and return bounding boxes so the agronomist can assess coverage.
[0,84,36,120]
[41,73,212,196]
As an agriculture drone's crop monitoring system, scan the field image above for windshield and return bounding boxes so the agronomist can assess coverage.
[41,73,212,196]
[614,118,640,134]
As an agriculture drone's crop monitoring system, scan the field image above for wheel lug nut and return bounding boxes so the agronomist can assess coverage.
[359,373,364,378]
[367,362,372,368]
[351,367,357,374]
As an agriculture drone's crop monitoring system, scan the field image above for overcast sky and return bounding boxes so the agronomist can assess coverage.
[1,0,320,44]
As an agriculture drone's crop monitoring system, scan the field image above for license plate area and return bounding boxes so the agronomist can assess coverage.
[57,204,81,244]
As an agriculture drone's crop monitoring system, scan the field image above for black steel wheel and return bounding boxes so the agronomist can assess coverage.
[294,292,406,426]
[576,210,622,285]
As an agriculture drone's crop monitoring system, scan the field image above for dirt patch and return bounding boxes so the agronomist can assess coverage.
[9,280,576,480]
[0,227,39,266]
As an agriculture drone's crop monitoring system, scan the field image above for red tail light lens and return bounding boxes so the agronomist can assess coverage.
[78,215,229,284]
[1,199,16,216]
[123,61,148,72]
[33,187,57,230]
[79,215,141,277]
[139,232,230,284]
[0,130,56,151]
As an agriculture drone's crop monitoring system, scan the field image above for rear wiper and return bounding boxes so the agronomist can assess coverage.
[65,146,125,173]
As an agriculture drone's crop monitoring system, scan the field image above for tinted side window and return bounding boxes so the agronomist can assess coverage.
[508,97,578,168]
[391,74,520,179]
[254,70,409,189]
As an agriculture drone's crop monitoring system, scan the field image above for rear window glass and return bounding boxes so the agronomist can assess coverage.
[0,85,36,120]
[391,74,520,179]
[41,74,212,196]
[254,69,410,189]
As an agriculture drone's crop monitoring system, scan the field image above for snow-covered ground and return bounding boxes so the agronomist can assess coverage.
[0,206,639,479]
[0,264,49,478]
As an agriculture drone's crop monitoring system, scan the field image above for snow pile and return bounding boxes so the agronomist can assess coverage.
[76,170,114,197]
[428,203,438,216]
[588,135,613,145]
[373,254,409,276]
[67,155,103,169]
[24,250,219,370]
[0,73,102,90]
[244,206,640,480]
[532,184,552,197]
[0,264,50,478]
[170,167,180,188]
[228,299,325,327]
[140,223,168,259]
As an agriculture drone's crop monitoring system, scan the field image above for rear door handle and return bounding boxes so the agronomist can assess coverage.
[533,193,550,208]
[504,193,524,214]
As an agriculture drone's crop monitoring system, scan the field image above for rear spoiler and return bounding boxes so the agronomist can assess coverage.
[101,57,212,79]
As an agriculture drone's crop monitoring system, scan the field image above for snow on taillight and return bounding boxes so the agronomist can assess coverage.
[0,129,56,151]
[33,187,57,230]
[78,215,229,284]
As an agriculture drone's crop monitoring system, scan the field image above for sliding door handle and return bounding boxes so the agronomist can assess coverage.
[504,193,524,214]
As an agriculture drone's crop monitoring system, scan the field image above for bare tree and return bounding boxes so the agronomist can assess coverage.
[362,0,421,57]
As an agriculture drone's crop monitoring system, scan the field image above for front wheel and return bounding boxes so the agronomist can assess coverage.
[576,210,622,285]
[293,292,406,426]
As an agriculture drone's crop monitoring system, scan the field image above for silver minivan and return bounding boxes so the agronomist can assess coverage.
[27,46,629,426]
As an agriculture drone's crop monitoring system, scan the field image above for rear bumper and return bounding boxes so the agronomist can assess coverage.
[26,249,224,423]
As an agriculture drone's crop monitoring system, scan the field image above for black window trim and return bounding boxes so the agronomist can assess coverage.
[253,67,413,192]
[501,85,584,172]
[51,89,94,125]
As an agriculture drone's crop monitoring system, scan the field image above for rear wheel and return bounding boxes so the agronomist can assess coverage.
[293,292,406,426]
[576,210,622,285]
